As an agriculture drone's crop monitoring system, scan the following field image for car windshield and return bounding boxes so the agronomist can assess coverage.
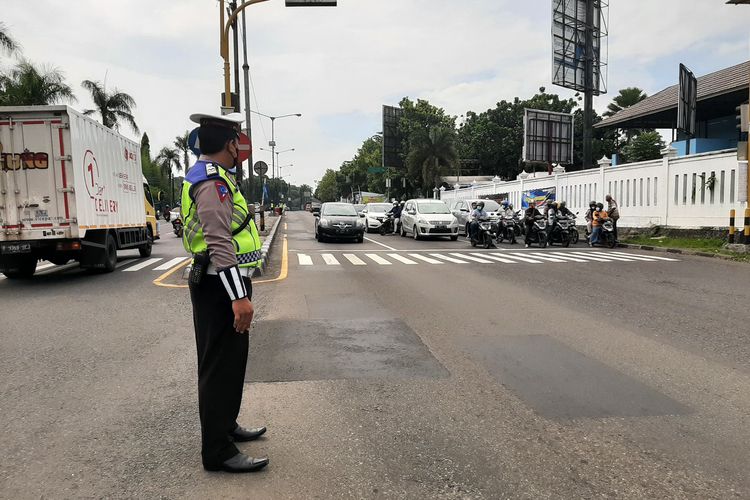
[322,204,358,216]
[417,202,451,214]
[354,204,365,212]
[367,203,392,213]
[474,200,500,211]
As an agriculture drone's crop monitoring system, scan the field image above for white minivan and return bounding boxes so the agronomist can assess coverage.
[399,199,459,241]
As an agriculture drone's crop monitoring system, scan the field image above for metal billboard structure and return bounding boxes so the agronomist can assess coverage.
[677,64,698,135]
[382,105,405,169]
[523,109,575,165]
[552,0,608,170]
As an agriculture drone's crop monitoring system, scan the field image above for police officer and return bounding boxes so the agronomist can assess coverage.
[181,112,269,473]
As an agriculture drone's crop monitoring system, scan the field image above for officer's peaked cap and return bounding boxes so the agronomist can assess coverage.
[190,112,244,131]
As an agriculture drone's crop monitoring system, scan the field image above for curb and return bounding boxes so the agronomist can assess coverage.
[254,216,282,277]
[617,242,740,261]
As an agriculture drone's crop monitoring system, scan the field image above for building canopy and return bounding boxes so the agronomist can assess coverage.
[595,61,749,130]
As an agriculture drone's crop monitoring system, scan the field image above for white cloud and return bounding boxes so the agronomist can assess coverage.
[2,0,748,187]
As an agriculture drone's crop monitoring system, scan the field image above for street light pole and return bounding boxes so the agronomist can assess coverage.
[240,7,253,198]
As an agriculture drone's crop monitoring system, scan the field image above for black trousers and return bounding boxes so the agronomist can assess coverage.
[189,274,251,466]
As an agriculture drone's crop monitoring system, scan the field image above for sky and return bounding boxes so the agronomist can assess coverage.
[2,0,748,188]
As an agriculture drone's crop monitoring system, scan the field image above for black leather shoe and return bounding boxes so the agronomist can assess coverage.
[230,425,267,442]
[205,453,269,473]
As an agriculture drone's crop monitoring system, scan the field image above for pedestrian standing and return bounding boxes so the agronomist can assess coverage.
[605,194,620,242]
[180,112,269,473]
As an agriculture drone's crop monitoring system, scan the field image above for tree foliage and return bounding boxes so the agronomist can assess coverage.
[406,126,458,195]
[0,60,75,106]
[81,79,139,134]
[621,131,665,163]
[0,22,20,55]
[174,131,192,174]
[603,87,647,117]
[315,169,339,202]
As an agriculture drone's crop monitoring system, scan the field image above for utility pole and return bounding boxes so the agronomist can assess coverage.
[241,7,254,199]
[583,0,595,169]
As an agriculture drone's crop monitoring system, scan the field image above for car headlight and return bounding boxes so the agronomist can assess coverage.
[418,218,430,226]
[319,218,330,228]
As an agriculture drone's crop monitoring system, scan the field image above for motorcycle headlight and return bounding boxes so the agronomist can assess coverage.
[319,218,330,228]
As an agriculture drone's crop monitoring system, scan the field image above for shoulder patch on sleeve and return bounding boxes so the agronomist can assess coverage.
[215,181,230,202]
[205,163,219,177]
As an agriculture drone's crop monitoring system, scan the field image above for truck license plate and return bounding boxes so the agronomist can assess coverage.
[1,243,31,254]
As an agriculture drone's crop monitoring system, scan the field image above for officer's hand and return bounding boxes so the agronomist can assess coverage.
[232,298,254,333]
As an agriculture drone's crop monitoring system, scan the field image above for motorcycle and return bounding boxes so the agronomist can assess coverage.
[525,216,548,248]
[497,215,518,244]
[470,218,498,249]
[565,214,580,244]
[379,213,397,235]
[172,217,183,238]
[593,219,617,248]
[548,217,571,247]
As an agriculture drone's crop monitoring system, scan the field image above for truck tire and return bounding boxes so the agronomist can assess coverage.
[2,256,37,279]
[102,233,117,272]
[139,228,153,258]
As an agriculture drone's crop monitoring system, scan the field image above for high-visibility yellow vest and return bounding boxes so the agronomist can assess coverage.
[181,161,262,268]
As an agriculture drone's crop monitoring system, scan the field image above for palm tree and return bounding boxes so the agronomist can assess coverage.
[81,79,139,134]
[0,60,75,106]
[406,127,458,196]
[603,87,648,117]
[174,131,192,174]
[156,147,182,206]
[0,22,20,55]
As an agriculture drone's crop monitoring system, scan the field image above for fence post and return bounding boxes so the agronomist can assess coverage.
[661,146,678,226]
[729,209,736,243]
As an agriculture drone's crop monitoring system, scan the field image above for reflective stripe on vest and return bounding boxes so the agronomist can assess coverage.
[181,161,262,268]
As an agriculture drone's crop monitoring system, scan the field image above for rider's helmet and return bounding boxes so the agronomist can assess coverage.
[559,201,567,209]
[508,204,513,210]
[471,201,477,209]
[477,201,485,210]
[589,200,597,209]
[596,202,604,210]
[548,201,558,209]
[393,201,398,206]
[400,201,405,206]
[501,200,509,208]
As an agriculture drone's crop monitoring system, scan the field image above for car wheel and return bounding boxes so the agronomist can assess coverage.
[413,226,420,240]
[400,224,406,237]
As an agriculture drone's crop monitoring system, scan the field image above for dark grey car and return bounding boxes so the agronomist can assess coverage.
[314,203,365,243]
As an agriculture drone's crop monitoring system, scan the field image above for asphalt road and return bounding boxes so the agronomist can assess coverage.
[1,213,749,499]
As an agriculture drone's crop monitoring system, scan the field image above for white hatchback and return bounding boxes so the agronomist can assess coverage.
[362,202,394,232]
[399,199,459,241]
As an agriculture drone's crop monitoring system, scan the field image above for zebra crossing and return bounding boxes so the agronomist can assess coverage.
[0,256,191,281]
[294,250,679,268]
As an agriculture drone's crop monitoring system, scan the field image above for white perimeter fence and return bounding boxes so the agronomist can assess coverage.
[440,149,748,229]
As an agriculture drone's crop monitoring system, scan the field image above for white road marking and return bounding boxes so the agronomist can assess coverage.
[542,252,590,263]
[153,257,190,271]
[558,252,612,262]
[476,253,518,264]
[599,252,657,262]
[387,253,418,265]
[501,254,545,264]
[122,258,163,272]
[430,253,470,264]
[409,254,444,264]
[363,236,398,251]
[343,253,367,265]
[321,253,340,265]
[610,251,680,262]
[298,254,314,266]
[569,251,639,262]
[515,253,567,263]
[449,253,495,263]
[366,253,392,265]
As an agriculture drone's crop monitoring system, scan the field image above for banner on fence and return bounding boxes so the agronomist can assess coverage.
[522,187,556,209]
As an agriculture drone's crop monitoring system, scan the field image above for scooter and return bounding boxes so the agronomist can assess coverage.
[524,216,548,248]
[379,213,397,235]
[548,217,571,247]
[497,215,518,244]
[591,219,617,248]
[470,218,498,249]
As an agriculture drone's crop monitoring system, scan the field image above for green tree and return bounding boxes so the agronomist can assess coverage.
[156,147,182,206]
[315,169,339,202]
[603,87,648,117]
[0,21,20,55]
[174,131,192,174]
[406,127,458,196]
[81,79,139,134]
[620,131,665,163]
[0,60,75,106]
[572,109,618,170]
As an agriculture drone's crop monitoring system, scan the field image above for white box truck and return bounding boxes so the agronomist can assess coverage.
[0,106,155,279]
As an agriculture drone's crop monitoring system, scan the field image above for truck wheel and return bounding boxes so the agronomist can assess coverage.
[2,256,37,279]
[103,233,118,272]
[139,228,153,258]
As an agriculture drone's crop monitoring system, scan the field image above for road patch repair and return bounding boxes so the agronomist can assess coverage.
[467,335,689,420]
[246,318,448,383]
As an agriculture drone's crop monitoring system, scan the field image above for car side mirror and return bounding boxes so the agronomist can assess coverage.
[460,208,469,212]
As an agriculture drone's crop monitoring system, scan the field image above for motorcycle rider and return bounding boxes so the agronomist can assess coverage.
[590,202,609,246]
[386,201,402,234]
[584,200,597,239]
[605,194,620,242]
[524,201,542,248]
[558,200,574,218]
[469,201,487,241]
[545,201,559,237]
[500,199,515,217]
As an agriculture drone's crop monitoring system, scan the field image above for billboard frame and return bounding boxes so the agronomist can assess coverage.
[382,105,405,170]
[677,63,698,140]
[522,108,575,166]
